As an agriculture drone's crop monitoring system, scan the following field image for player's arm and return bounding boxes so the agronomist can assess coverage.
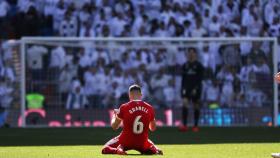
[111,109,122,131]
[149,106,157,132]
[181,64,187,97]
[149,119,156,132]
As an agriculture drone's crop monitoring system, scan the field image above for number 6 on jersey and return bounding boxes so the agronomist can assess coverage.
[133,115,144,134]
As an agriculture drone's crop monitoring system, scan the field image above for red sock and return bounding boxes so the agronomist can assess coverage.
[102,146,118,154]
[149,145,159,154]
[142,145,159,155]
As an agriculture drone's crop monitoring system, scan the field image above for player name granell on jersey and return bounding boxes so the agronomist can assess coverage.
[129,106,149,114]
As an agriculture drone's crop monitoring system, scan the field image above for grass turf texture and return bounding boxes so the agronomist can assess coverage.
[0,127,279,158]
[0,144,280,158]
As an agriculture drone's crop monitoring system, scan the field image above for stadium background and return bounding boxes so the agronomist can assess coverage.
[0,0,278,127]
[0,0,279,157]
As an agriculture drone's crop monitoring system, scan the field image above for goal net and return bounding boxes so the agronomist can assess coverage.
[14,37,278,127]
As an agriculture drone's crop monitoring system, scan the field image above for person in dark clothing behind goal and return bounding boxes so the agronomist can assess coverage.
[179,47,204,132]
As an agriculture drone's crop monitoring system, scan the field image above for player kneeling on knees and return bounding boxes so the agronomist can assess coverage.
[101,84,163,155]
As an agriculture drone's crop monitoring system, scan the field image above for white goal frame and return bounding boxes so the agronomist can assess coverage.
[20,37,279,127]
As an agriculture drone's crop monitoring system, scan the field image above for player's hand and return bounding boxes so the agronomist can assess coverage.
[113,109,120,115]
[275,72,280,83]
[182,89,186,95]
[191,89,197,95]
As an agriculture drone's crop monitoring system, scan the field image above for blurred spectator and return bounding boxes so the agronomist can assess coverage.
[0,77,13,127]
[53,0,66,31]
[59,10,78,37]
[110,13,127,37]
[22,6,40,36]
[0,0,277,110]
[217,66,234,106]
[49,46,66,80]
[249,42,266,64]
[0,77,13,107]
[264,2,280,25]
[66,80,87,109]
[27,45,47,69]
[209,16,221,36]
[147,50,165,71]
[27,45,47,80]
[202,79,220,106]
[199,45,215,72]
[17,0,36,13]
[79,21,95,37]
[239,57,255,94]
[59,64,76,100]
[154,21,168,37]
[220,45,241,67]
[163,78,176,108]
[0,62,15,82]
[245,83,266,107]
[150,68,171,106]
[239,32,253,57]
[268,17,280,37]
[252,57,271,74]
[78,3,92,24]
[0,0,278,39]
[0,0,10,18]
[191,18,207,37]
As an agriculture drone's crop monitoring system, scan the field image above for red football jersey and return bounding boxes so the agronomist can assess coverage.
[117,100,155,148]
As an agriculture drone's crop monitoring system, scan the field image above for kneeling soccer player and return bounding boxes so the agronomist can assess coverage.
[101,84,163,155]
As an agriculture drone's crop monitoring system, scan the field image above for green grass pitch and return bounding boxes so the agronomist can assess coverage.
[0,127,279,158]
[0,144,280,158]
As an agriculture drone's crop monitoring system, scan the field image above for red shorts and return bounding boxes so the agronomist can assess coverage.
[104,135,158,154]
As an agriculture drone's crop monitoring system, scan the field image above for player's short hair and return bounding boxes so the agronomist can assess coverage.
[188,47,197,53]
[129,84,142,93]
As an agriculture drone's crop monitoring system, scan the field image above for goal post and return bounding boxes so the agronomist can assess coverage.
[20,40,26,128]
[273,38,278,127]
[18,37,278,127]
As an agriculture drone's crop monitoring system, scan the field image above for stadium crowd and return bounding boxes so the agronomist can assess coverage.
[0,0,278,111]
[0,0,279,38]
[25,40,273,109]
